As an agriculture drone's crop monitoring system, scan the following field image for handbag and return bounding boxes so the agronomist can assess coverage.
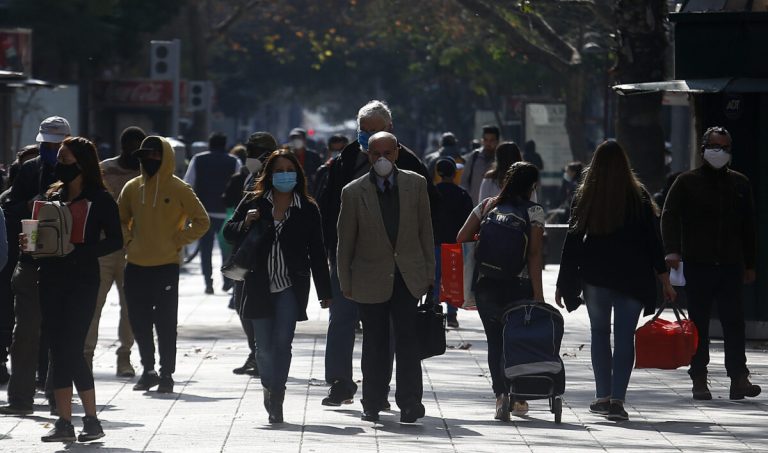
[635,300,699,369]
[415,294,446,360]
[220,217,268,281]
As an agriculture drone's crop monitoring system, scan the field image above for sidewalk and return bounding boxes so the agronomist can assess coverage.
[1,260,766,452]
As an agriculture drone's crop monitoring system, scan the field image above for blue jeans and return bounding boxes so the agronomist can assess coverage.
[433,245,457,316]
[324,262,359,388]
[583,284,643,402]
[199,216,226,284]
[251,287,299,391]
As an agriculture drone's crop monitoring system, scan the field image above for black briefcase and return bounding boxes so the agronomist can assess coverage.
[416,293,446,360]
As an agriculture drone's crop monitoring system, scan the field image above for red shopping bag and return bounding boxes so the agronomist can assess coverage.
[439,243,464,308]
[635,301,699,369]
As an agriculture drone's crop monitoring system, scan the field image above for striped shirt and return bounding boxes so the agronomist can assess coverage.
[266,191,302,293]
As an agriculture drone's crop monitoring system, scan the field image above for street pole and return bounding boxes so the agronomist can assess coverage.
[171,39,181,139]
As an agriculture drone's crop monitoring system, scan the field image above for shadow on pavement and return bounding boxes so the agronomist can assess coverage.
[256,422,365,435]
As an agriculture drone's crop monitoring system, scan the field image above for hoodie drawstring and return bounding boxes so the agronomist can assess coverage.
[153,176,159,208]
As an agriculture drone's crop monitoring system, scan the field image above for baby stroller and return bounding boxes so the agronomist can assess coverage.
[502,301,565,423]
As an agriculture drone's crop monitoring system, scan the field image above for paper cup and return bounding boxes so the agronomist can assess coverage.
[21,219,38,252]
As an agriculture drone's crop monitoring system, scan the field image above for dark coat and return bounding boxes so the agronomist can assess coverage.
[223,194,332,321]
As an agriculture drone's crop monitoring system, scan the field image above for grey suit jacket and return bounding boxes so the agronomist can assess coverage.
[336,169,435,304]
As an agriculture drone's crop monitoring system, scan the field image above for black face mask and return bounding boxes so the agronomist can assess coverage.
[54,162,81,183]
[141,159,161,177]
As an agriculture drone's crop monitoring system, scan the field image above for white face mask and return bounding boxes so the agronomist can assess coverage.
[530,186,538,204]
[703,147,730,169]
[563,171,573,183]
[373,156,394,177]
[245,157,262,174]
[664,154,673,166]
[291,138,305,150]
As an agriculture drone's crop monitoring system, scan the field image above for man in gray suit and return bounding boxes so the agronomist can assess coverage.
[337,131,435,423]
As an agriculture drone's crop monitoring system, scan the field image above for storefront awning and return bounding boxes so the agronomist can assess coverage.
[613,78,768,95]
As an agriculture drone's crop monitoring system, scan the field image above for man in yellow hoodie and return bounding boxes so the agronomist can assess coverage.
[118,136,209,394]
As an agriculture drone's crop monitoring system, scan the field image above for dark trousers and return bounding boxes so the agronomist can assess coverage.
[474,279,510,396]
[199,217,226,285]
[124,263,180,376]
[357,272,422,411]
[6,260,41,408]
[39,261,99,391]
[685,263,748,378]
[234,281,255,356]
[0,250,17,364]
[325,260,360,389]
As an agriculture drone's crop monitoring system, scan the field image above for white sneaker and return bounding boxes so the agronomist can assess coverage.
[511,400,529,416]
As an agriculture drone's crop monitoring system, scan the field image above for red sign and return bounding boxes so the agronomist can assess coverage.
[93,79,187,107]
[0,28,33,76]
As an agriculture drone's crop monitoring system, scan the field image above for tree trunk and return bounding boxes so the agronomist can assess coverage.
[565,65,589,163]
[614,0,668,191]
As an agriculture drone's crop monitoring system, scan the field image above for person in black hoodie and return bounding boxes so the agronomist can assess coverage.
[0,117,69,417]
[317,100,436,407]
[661,126,760,401]
[556,140,676,422]
[20,137,122,442]
[224,149,331,424]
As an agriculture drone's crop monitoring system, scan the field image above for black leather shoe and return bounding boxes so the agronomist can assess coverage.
[400,404,425,423]
[321,380,357,406]
[361,410,380,422]
[133,370,160,391]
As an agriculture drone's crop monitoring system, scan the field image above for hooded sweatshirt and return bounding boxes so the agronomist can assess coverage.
[118,137,210,267]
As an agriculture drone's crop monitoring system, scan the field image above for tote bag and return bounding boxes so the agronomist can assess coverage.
[635,301,698,369]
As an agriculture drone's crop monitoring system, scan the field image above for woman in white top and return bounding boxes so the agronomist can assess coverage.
[478,141,523,201]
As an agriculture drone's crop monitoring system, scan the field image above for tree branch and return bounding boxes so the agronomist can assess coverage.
[454,0,572,72]
[206,0,262,44]
[534,0,614,30]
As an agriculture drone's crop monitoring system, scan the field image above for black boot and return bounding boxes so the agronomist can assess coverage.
[268,389,285,424]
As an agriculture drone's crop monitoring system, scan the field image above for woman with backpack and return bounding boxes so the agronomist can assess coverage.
[19,137,122,442]
[555,140,676,421]
[478,141,523,202]
[223,149,332,424]
[457,161,545,421]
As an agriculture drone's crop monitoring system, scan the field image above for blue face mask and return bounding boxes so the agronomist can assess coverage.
[272,172,297,193]
[39,143,59,166]
[358,130,371,151]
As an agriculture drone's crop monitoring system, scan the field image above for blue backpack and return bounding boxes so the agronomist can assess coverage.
[475,200,532,281]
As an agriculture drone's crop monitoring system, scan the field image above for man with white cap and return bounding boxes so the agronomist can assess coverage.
[0,116,71,415]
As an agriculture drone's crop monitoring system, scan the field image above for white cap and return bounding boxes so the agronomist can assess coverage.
[36,116,71,143]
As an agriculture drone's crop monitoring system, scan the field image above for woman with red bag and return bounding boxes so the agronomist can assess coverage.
[555,140,676,421]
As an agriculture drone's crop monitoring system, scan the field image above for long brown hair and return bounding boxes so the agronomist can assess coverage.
[572,140,655,235]
[251,149,312,201]
[496,161,539,206]
[485,141,522,187]
[48,137,106,196]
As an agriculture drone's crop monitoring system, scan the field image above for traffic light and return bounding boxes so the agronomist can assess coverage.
[150,40,180,80]
[187,81,208,112]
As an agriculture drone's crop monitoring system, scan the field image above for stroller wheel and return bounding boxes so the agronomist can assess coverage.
[553,396,562,424]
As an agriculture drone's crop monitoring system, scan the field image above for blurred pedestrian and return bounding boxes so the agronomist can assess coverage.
[312,134,348,196]
[337,131,435,423]
[461,125,500,204]
[432,158,473,328]
[661,127,760,401]
[478,141,523,201]
[25,137,123,442]
[423,132,463,184]
[556,140,675,421]
[523,140,544,171]
[84,126,145,377]
[184,132,241,294]
[222,132,278,376]
[288,128,322,185]
[0,116,70,416]
[224,149,331,423]
[120,136,209,394]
